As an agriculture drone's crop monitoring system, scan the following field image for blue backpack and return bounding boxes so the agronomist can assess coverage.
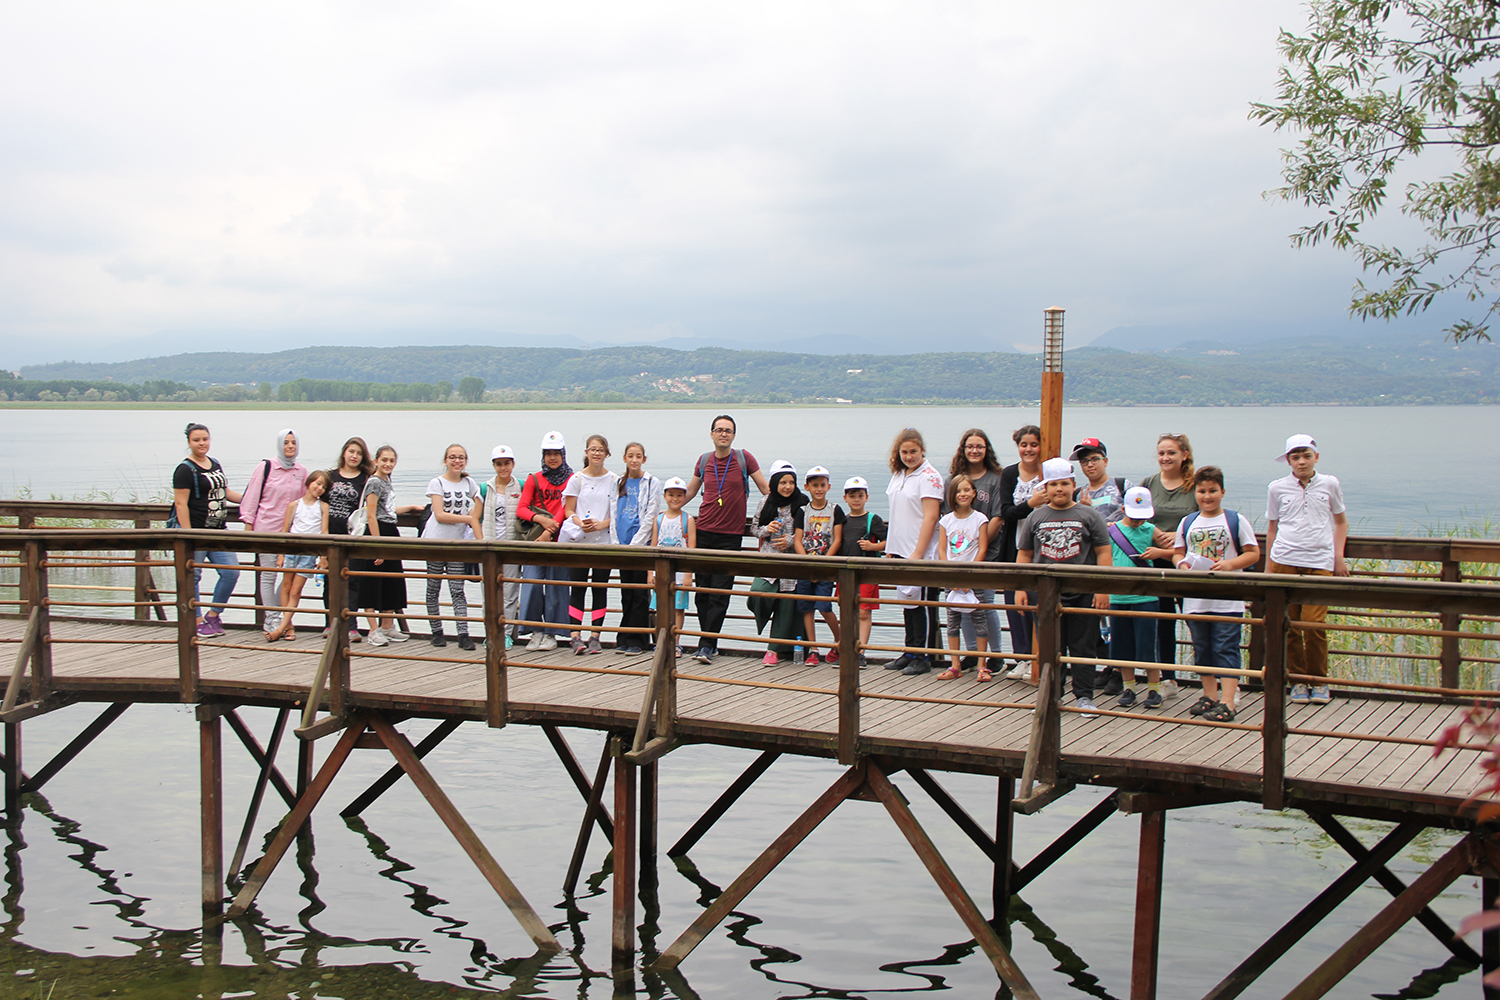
[1178,509,1244,558]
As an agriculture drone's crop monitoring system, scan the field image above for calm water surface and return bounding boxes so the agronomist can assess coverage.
[0,405,1493,998]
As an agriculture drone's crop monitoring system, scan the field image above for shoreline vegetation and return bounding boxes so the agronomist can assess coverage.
[7,337,1500,405]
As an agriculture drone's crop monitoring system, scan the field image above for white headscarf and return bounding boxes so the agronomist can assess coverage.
[275,428,299,470]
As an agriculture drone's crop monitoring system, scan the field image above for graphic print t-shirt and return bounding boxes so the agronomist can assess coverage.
[173,458,230,529]
[795,502,845,556]
[939,510,986,564]
[423,476,479,540]
[1174,510,1259,614]
[1016,504,1109,590]
[323,471,368,534]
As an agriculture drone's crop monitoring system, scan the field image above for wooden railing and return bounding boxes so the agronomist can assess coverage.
[2,519,1499,815]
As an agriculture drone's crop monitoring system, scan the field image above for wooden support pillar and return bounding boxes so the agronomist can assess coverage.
[640,760,658,882]
[564,737,616,896]
[668,750,780,857]
[199,706,224,915]
[340,719,462,818]
[1202,823,1421,1000]
[174,540,199,703]
[613,739,637,985]
[542,725,615,837]
[1282,835,1478,999]
[1131,809,1165,1000]
[1261,588,1288,810]
[995,775,1014,922]
[4,722,19,816]
[1439,555,1462,689]
[836,567,860,764]
[296,739,313,797]
[134,518,152,622]
[228,708,290,884]
[481,550,507,728]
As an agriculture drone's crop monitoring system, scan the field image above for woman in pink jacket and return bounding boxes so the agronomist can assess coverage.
[240,428,309,639]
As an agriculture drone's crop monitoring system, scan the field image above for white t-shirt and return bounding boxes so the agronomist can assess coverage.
[562,470,618,544]
[939,510,986,564]
[1266,472,1346,570]
[886,460,945,559]
[423,475,479,540]
[1174,510,1259,614]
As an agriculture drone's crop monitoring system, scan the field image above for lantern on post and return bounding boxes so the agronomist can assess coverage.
[1040,307,1065,461]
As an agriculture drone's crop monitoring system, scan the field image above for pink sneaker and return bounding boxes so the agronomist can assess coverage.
[806,652,821,666]
[826,648,840,664]
[762,651,779,666]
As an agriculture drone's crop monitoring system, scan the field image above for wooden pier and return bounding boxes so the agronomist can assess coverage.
[3,502,1500,998]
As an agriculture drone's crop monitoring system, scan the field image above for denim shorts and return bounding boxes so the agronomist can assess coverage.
[796,579,835,613]
[284,553,318,575]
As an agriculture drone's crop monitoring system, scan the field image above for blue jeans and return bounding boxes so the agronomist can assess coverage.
[1188,614,1243,675]
[193,549,240,620]
[521,563,571,637]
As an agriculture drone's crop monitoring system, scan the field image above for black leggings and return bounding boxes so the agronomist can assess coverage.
[904,586,941,659]
[570,566,610,632]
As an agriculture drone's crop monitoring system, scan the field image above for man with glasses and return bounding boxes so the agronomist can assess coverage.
[684,414,770,663]
[1069,438,1131,523]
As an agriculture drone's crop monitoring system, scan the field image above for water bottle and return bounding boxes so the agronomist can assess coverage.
[1099,618,1111,647]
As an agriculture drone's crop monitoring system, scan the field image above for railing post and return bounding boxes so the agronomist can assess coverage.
[837,566,860,764]
[482,550,507,728]
[1035,575,1062,787]
[1439,553,1462,689]
[134,518,151,622]
[1261,588,1288,810]
[324,545,352,719]
[22,541,51,701]
[174,539,200,702]
[656,558,677,738]
[655,557,675,656]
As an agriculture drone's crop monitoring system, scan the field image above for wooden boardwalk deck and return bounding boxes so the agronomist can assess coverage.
[5,616,1485,823]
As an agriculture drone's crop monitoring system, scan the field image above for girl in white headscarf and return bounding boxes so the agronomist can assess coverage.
[241,428,309,638]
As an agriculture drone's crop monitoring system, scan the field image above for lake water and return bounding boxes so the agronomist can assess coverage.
[0,404,1494,998]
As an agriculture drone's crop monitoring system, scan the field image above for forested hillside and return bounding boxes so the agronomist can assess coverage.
[12,337,1499,405]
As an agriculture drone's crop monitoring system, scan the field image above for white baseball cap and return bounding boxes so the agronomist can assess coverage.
[843,476,869,491]
[1040,457,1075,484]
[490,445,515,461]
[1123,486,1155,519]
[663,477,688,491]
[1277,433,1317,462]
[805,465,831,481]
[766,459,796,478]
[541,431,565,450]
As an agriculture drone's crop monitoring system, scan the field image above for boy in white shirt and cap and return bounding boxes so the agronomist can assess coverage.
[1265,434,1349,705]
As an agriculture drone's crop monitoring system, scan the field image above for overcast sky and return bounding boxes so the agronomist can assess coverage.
[0,2,1444,366]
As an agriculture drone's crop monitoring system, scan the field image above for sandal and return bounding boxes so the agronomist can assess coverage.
[936,666,963,680]
[282,628,296,641]
[976,667,993,683]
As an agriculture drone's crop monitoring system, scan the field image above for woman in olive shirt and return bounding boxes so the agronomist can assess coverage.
[1138,432,1196,688]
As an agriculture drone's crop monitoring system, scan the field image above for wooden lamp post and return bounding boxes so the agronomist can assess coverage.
[1040,307,1065,461]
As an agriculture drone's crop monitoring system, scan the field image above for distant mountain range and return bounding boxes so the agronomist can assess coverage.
[10,330,1498,405]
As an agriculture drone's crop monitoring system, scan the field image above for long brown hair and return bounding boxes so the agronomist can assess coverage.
[1158,433,1194,482]
[949,428,1001,478]
[888,427,926,474]
[335,436,373,475]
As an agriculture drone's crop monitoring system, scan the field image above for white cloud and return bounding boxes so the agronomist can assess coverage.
[0,0,1414,363]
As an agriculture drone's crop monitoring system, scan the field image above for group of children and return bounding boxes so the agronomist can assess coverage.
[1010,432,1344,721]
[244,425,1348,722]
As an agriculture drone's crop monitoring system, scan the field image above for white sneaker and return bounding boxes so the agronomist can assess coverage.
[1160,680,1180,700]
[537,634,558,651]
[526,632,544,650]
[385,626,408,641]
[367,629,389,647]
[1004,663,1030,680]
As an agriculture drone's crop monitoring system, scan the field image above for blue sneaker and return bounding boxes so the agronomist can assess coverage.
[694,647,715,664]
[1290,684,1311,704]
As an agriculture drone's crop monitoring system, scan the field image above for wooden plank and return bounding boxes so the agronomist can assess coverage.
[367,713,561,953]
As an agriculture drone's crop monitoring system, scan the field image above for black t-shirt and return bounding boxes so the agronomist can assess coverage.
[323,470,368,533]
[839,511,887,558]
[173,458,230,529]
[793,502,846,556]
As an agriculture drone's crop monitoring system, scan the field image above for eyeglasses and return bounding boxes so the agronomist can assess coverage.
[1078,455,1105,464]
[712,427,734,434]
